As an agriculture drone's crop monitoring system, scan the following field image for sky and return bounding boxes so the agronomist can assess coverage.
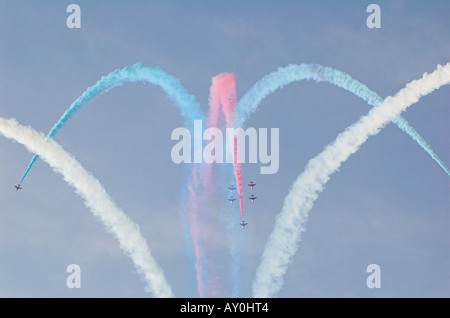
[0,0,449,297]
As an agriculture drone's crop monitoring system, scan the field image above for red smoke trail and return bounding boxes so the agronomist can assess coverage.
[233,136,244,220]
[186,73,243,297]
[211,73,245,221]
[186,74,233,297]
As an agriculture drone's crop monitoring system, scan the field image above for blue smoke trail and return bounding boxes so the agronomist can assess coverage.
[19,62,205,183]
[18,62,212,296]
[238,64,450,176]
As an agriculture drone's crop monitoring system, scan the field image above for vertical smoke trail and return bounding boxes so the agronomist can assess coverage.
[0,117,174,297]
[213,74,245,221]
[20,62,205,183]
[206,73,243,296]
[184,76,226,297]
[238,64,450,176]
[185,163,210,297]
[252,63,450,297]
[187,73,243,297]
[233,136,244,221]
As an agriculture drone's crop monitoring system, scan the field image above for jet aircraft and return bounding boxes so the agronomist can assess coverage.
[248,181,256,189]
[14,184,22,191]
[249,194,257,203]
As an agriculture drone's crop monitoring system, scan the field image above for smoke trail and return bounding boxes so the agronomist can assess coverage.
[252,63,450,297]
[185,163,210,297]
[204,73,243,296]
[20,62,205,183]
[187,73,243,297]
[233,136,244,220]
[238,64,450,176]
[184,81,224,297]
[211,74,245,221]
[0,117,174,297]
[14,62,209,296]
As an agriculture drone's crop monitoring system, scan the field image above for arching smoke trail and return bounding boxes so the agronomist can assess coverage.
[20,62,205,183]
[252,63,450,297]
[0,117,174,297]
[238,64,450,176]
[14,62,208,295]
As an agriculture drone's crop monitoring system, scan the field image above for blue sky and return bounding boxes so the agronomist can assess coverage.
[0,0,449,297]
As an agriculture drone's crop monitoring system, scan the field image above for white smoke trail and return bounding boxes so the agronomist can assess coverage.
[0,117,174,297]
[252,63,450,297]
